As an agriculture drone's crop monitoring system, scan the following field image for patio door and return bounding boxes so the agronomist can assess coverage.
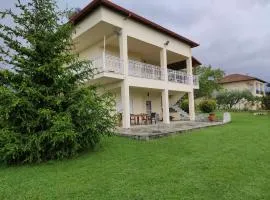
[146,101,152,115]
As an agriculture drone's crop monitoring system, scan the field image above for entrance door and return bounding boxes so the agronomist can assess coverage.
[146,101,152,115]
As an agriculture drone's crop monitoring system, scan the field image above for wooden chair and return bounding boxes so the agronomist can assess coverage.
[141,114,148,125]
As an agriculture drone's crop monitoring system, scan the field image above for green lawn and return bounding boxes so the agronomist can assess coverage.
[0,113,270,200]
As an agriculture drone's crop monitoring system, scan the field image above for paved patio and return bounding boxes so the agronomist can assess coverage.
[117,120,226,140]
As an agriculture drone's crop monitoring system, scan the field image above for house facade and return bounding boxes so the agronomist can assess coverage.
[219,74,267,110]
[71,0,200,128]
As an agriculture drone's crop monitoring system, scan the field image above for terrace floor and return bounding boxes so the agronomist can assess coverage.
[117,120,225,140]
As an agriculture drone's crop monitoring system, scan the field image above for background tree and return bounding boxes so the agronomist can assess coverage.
[266,83,270,96]
[262,96,270,110]
[194,65,225,98]
[0,0,116,164]
[216,90,254,110]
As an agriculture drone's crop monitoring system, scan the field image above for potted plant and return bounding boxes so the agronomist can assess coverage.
[199,99,217,122]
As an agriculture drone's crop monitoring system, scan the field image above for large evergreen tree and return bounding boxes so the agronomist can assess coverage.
[0,0,116,164]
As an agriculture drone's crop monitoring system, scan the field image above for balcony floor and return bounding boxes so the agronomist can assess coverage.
[117,120,226,140]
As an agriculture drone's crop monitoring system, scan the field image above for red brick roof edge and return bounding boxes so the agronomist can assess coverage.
[219,74,267,84]
[70,0,199,48]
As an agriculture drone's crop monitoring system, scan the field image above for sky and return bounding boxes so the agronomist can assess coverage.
[1,0,270,82]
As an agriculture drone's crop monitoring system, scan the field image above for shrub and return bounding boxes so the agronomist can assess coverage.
[262,96,270,110]
[216,90,254,110]
[180,99,189,113]
[199,99,217,113]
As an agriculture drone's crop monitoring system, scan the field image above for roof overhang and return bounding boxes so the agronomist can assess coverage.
[70,0,199,48]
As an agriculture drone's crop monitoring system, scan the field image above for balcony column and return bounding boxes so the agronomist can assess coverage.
[188,91,195,121]
[162,89,170,124]
[160,47,169,124]
[119,29,128,77]
[186,57,193,84]
[186,57,195,121]
[119,29,130,128]
[160,48,168,81]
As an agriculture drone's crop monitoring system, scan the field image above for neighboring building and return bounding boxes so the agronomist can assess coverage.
[219,74,267,97]
[71,0,201,128]
[219,74,267,110]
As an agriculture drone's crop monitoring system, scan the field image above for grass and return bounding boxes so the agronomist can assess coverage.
[0,113,270,200]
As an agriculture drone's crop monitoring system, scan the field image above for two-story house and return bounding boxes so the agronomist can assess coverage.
[219,74,267,97]
[219,74,267,110]
[71,0,200,128]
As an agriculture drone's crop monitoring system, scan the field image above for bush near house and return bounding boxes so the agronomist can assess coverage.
[262,95,270,110]
[0,0,116,165]
[216,90,254,110]
[180,99,189,113]
[199,99,217,113]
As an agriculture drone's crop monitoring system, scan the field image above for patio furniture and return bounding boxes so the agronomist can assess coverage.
[130,114,136,125]
[151,112,157,124]
[141,114,148,125]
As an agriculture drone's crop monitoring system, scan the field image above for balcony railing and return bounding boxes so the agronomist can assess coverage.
[193,75,199,87]
[128,59,164,80]
[91,54,199,87]
[91,54,123,75]
[168,69,190,84]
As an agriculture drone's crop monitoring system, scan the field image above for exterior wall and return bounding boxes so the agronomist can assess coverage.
[72,8,102,39]
[79,42,103,60]
[78,42,148,63]
[109,87,162,116]
[100,7,191,58]
[221,81,254,94]
[221,80,265,97]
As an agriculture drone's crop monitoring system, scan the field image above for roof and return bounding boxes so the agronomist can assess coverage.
[219,74,267,84]
[70,0,199,48]
[192,57,202,67]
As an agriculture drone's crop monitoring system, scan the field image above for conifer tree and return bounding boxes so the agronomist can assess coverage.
[0,0,116,164]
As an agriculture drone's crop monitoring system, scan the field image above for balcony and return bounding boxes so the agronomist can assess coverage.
[92,54,124,75]
[91,54,199,87]
[128,59,164,81]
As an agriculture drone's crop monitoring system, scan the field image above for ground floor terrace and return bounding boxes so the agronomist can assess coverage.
[118,120,224,140]
[99,82,196,128]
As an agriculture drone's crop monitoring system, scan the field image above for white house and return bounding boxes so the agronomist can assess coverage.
[219,74,267,110]
[71,0,201,128]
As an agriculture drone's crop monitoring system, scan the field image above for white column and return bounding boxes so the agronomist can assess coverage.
[121,80,130,128]
[160,48,168,81]
[119,29,128,76]
[186,57,195,120]
[162,89,170,124]
[188,91,195,121]
[186,57,193,85]
[119,29,130,128]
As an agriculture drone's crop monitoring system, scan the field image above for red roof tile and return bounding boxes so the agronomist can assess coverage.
[219,74,266,84]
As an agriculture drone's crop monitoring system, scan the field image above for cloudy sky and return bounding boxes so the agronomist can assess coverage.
[2,0,270,82]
